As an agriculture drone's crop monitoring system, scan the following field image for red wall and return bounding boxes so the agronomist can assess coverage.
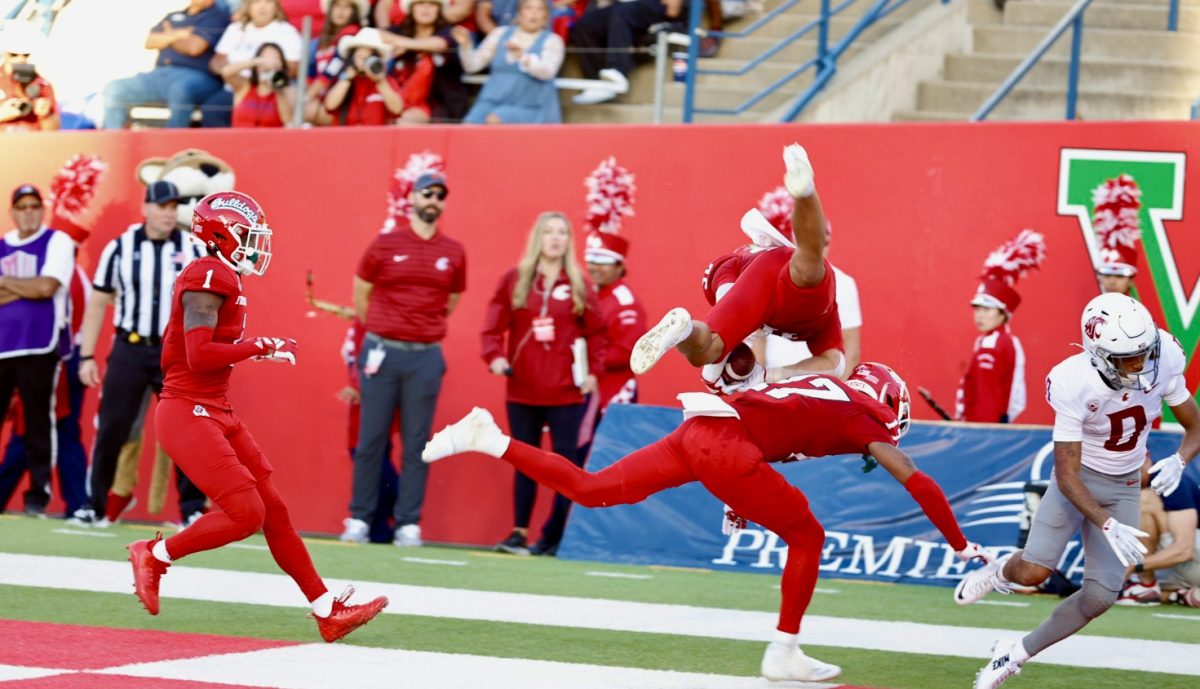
[2,122,1197,543]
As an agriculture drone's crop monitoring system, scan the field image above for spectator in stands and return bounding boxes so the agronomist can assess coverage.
[0,24,58,131]
[342,173,466,548]
[0,184,75,517]
[383,0,469,122]
[455,0,563,124]
[1119,460,1200,605]
[231,42,298,126]
[102,1,230,129]
[477,0,585,42]
[303,0,365,124]
[376,0,476,27]
[205,0,303,126]
[324,27,428,124]
[570,0,685,105]
[482,212,605,556]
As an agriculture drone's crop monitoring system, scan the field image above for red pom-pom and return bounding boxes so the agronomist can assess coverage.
[980,229,1046,286]
[584,157,636,234]
[48,154,107,222]
[756,186,793,236]
[1091,174,1141,250]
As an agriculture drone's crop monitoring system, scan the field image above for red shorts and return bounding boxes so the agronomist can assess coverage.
[155,397,273,502]
[707,252,842,358]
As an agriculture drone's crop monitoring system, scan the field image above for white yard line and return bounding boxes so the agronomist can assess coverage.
[1,553,1197,677]
[1152,613,1200,622]
[585,571,654,580]
[976,600,1030,608]
[228,543,270,551]
[401,557,468,566]
[50,528,116,538]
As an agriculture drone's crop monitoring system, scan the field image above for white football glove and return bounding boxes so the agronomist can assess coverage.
[1149,452,1185,497]
[253,337,298,365]
[1101,517,1148,567]
[782,143,815,199]
[954,542,992,564]
[721,504,747,536]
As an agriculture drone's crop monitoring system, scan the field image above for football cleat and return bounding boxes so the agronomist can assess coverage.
[974,639,1024,689]
[782,143,816,199]
[422,407,507,462]
[128,533,170,615]
[630,307,692,375]
[760,641,841,682]
[955,554,1013,606]
[339,518,369,544]
[1115,579,1161,606]
[313,586,389,643]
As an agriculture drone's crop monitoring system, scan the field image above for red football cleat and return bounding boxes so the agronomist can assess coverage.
[127,533,170,615]
[313,586,389,643]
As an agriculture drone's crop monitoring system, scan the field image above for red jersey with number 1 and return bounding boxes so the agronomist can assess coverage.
[161,257,248,405]
[730,375,898,462]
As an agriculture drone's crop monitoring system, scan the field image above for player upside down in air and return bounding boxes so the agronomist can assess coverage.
[423,362,987,682]
[125,191,388,642]
[632,143,847,389]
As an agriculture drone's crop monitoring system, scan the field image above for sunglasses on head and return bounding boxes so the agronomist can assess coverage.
[418,189,447,201]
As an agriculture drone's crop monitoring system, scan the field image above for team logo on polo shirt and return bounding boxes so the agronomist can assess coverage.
[435,257,450,271]
[552,284,571,301]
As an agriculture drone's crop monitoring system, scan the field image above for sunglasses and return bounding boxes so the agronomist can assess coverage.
[418,189,447,201]
[5,52,30,59]
[13,203,42,211]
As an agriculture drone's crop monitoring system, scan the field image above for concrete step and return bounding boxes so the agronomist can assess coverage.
[1035,0,1200,7]
[891,108,971,120]
[626,47,866,93]
[944,52,1200,95]
[972,23,1200,61]
[916,78,1195,118]
[714,16,903,59]
[660,79,809,112]
[560,101,763,124]
[1003,0,1200,31]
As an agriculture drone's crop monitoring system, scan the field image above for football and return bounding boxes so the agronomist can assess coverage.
[724,342,758,381]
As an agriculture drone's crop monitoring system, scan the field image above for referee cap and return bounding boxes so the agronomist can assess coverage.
[145,180,182,205]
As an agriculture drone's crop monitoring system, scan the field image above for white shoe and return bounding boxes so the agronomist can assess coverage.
[422,407,507,462]
[955,554,1013,606]
[393,523,423,547]
[177,510,205,531]
[339,517,370,544]
[571,88,617,105]
[760,641,841,682]
[598,68,629,93]
[66,507,97,527]
[974,639,1025,689]
[630,307,692,375]
[782,143,815,198]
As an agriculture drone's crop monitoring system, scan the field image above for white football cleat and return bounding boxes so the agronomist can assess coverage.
[422,407,508,462]
[974,639,1025,689]
[782,143,815,198]
[630,307,692,375]
[955,554,1014,606]
[760,641,841,682]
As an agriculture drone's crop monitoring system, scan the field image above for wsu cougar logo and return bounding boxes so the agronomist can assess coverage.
[1084,315,1106,340]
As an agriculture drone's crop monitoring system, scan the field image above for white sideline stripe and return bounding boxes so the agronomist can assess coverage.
[51,528,116,538]
[229,543,270,551]
[976,600,1030,608]
[1153,613,1200,621]
[0,664,65,681]
[95,643,794,689]
[1,554,1198,677]
[585,571,654,580]
[401,557,468,566]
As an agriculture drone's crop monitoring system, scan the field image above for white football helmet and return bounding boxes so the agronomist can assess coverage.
[1080,293,1160,392]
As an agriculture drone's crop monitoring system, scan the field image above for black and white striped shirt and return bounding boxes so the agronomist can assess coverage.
[92,224,199,338]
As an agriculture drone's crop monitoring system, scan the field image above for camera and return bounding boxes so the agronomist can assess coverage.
[364,55,385,77]
[270,70,288,90]
[13,99,32,117]
[11,62,36,86]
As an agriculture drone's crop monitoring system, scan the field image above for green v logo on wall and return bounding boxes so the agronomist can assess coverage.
[1057,148,1196,407]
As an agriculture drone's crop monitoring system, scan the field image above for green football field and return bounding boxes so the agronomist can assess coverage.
[2,514,1197,689]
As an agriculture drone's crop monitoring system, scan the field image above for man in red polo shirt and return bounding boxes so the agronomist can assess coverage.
[342,173,466,547]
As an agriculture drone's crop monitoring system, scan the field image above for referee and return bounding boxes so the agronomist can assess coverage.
[71,180,207,526]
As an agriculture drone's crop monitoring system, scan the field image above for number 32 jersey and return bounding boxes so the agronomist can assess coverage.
[730,375,900,462]
[1045,330,1191,476]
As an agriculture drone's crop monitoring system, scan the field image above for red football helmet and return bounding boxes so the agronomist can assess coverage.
[190,191,272,276]
[846,362,911,439]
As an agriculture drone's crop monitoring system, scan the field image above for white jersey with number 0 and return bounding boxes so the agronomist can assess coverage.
[1046,331,1191,475]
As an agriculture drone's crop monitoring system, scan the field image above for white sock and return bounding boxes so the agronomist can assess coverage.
[311,592,334,618]
[152,539,172,564]
[771,630,799,646]
[480,433,511,458]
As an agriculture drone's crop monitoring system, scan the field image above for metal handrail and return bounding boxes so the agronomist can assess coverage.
[1168,0,1180,31]
[682,0,916,121]
[971,0,1093,121]
[1192,93,1200,119]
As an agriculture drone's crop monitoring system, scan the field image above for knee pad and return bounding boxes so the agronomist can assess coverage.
[222,487,266,538]
[1077,580,1119,619]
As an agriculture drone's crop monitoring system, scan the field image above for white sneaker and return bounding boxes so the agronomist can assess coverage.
[422,407,508,462]
[571,88,616,106]
[974,639,1025,689]
[760,641,841,682]
[955,554,1013,606]
[394,523,423,547]
[630,307,692,375]
[598,68,629,93]
[66,507,97,527]
[339,517,370,544]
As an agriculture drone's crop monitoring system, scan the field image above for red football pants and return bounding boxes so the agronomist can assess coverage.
[156,398,326,602]
[502,417,824,634]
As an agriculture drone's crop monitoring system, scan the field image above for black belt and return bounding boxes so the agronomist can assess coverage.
[365,332,439,351]
[116,329,161,347]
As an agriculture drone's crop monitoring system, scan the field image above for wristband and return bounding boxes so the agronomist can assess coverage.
[1133,563,1144,573]
[80,355,94,361]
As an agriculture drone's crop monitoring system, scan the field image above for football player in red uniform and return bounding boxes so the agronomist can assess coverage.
[631,144,845,387]
[423,362,987,682]
[125,191,388,642]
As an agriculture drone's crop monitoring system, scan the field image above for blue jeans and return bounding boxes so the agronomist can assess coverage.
[102,66,224,128]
